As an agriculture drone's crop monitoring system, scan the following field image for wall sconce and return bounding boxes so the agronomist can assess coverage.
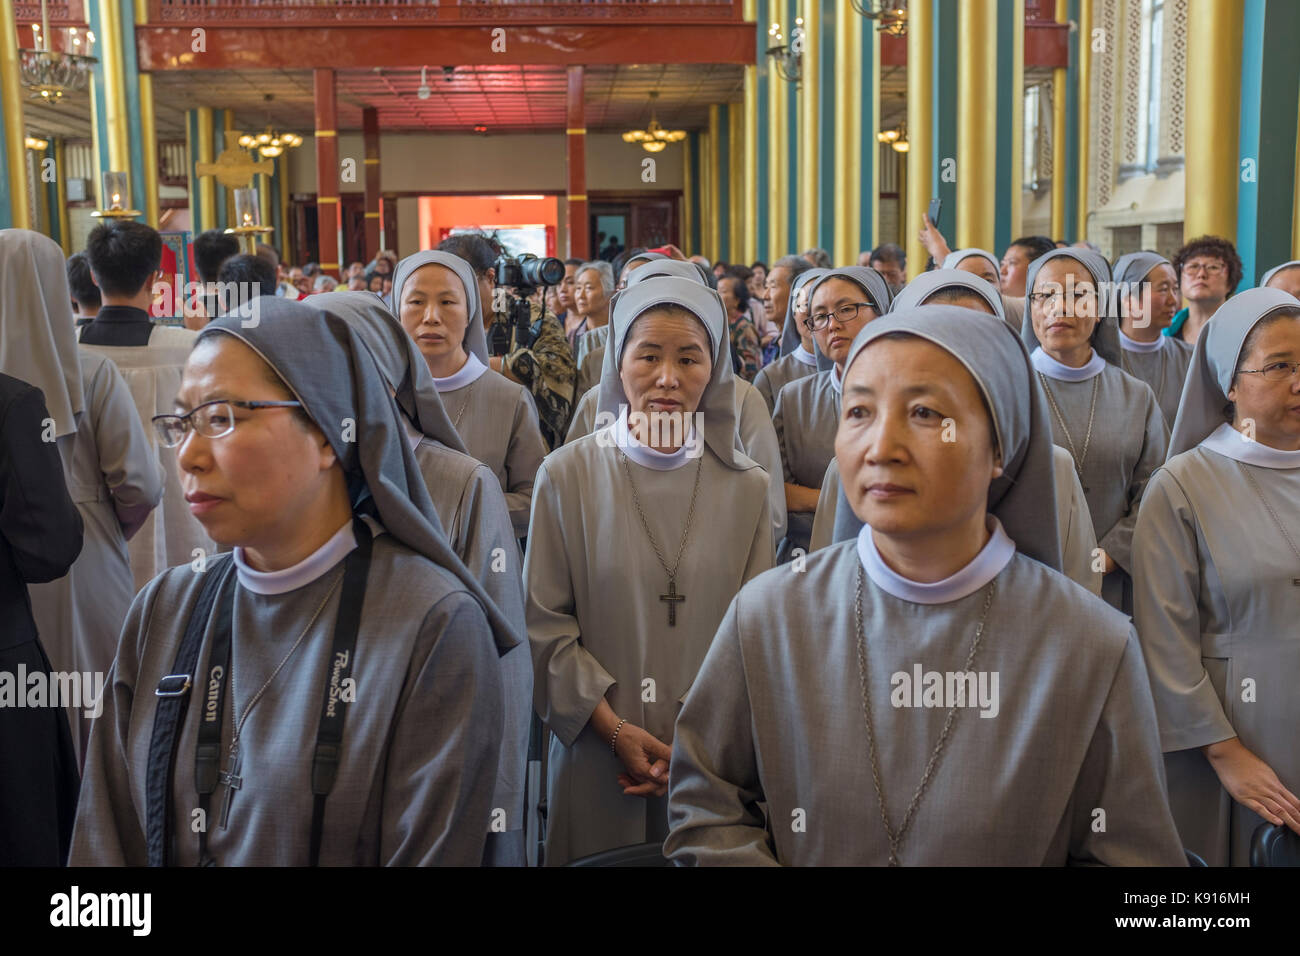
[766,17,804,85]
[850,0,909,36]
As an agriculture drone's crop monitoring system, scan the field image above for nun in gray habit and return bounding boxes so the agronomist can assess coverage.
[526,276,773,865]
[321,290,532,867]
[390,250,547,537]
[1132,287,1300,866]
[773,266,892,561]
[563,260,787,547]
[71,304,517,866]
[1020,247,1168,611]
[810,269,1101,596]
[667,306,1184,866]
[752,267,827,413]
[1111,251,1193,430]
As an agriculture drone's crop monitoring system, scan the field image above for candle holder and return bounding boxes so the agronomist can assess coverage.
[90,170,142,219]
[224,186,273,253]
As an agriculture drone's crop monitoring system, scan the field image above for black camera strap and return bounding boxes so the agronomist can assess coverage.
[147,518,372,867]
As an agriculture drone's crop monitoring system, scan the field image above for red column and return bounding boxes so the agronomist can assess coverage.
[313,68,340,277]
[362,106,381,261]
[565,65,589,259]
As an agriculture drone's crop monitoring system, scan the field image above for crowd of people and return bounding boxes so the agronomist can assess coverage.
[1,211,1298,867]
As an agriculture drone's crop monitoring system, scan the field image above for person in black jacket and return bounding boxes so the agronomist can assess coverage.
[0,372,84,865]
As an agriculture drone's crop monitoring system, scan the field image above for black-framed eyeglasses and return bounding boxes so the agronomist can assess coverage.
[1237,361,1300,383]
[151,399,303,448]
[805,301,875,332]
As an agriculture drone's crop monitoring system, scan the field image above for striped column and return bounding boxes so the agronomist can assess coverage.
[565,66,588,259]
[905,0,934,276]
[314,69,340,276]
[0,0,28,228]
[362,107,381,261]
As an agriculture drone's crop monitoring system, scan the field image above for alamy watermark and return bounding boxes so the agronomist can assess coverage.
[0,667,103,718]
[593,404,706,459]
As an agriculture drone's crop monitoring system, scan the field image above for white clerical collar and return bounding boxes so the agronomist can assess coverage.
[1201,422,1300,470]
[431,351,488,392]
[857,515,1016,605]
[830,364,844,394]
[1118,329,1166,353]
[791,345,817,367]
[234,518,358,595]
[1031,345,1106,382]
[614,408,694,471]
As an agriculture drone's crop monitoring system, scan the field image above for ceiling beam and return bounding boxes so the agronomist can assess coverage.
[136,25,757,71]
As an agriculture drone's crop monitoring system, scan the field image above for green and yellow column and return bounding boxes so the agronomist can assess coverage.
[1075,0,1091,240]
[88,0,150,217]
[1235,0,1298,286]
[1050,0,1068,240]
[728,101,744,264]
[187,108,218,234]
[1184,0,1242,242]
[747,0,765,264]
[706,104,722,259]
[833,4,862,265]
[0,0,29,229]
[905,0,934,275]
[796,0,819,252]
[766,0,789,262]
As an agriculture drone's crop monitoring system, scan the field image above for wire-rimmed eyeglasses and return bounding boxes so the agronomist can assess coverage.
[151,399,303,448]
[1237,361,1300,383]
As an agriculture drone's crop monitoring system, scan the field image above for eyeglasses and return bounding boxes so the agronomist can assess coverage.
[1182,262,1226,277]
[806,301,875,332]
[1237,361,1300,383]
[1026,287,1097,308]
[152,399,303,448]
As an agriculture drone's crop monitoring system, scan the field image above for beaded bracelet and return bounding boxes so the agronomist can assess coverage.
[610,717,628,755]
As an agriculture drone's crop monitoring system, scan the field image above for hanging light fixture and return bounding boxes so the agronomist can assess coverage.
[850,0,909,36]
[621,92,687,154]
[19,4,97,102]
[765,17,803,85]
[236,94,304,159]
[877,123,909,152]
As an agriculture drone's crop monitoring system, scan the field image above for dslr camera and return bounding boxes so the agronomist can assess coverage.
[489,253,566,357]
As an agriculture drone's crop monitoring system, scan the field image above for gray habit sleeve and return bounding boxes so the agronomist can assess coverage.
[503,389,547,536]
[87,354,164,537]
[524,461,616,747]
[1064,629,1188,866]
[665,600,780,866]
[1131,468,1236,751]
[1098,389,1167,574]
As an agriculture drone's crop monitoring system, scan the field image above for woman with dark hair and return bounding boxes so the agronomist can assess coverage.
[1167,235,1244,344]
[71,300,513,865]
[1133,287,1300,867]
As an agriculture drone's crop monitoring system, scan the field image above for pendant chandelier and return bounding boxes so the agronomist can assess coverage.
[622,92,686,154]
[877,123,909,152]
[19,6,97,103]
[238,126,304,159]
[850,0,909,36]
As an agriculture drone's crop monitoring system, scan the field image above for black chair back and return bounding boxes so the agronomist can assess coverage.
[1251,823,1300,867]
[566,842,670,867]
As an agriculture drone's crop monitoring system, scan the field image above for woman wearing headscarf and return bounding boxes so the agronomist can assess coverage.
[1021,248,1167,611]
[572,252,670,395]
[320,290,532,866]
[939,248,1021,326]
[563,261,787,549]
[71,303,513,865]
[526,276,773,865]
[666,306,1185,866]
[1112,252,1192,430]
[773,266,892,560]
[391,250,547,537]
[0,230,164,762]
[0,372,83,865]
[807,270,1101,596]
[752,267,826,414]
[1132,287,1300,867]
[1260,259,1300,299]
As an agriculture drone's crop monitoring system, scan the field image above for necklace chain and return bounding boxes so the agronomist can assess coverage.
[452,377,480,431]
[854,566,996,866]
[619,450,705,584]
[1038,371,1100,480]
[228,570,344,756]
[1237,462,1300,571]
